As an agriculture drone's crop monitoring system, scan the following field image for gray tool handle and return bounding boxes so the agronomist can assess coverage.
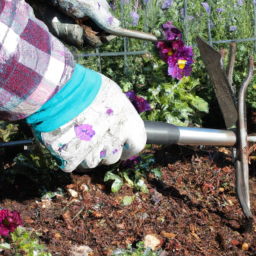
[144,121,180,145]
[144,121,236,146]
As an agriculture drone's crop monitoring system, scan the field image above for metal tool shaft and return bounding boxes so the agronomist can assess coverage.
[144,121,236,146]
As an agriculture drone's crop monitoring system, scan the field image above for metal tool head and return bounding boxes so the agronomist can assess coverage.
[196,36,238,130]
[197,36,253,218]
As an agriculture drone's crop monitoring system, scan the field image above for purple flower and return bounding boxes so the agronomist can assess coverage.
[202,2,210,14]
[238,0,243,6]
[161,0,172,9]
[120,155,142,169]
[125,91,152,113]
[172,39,185,50]
[156,21,194,80]
[106,108,113,115]
[0,209,22,237]
[230,25,237,31]
[144,0,149,3]
[188,15,195,20]
[74,124,95,141]
[109,3,117,10]
[113,149,118,154]
[98,2,100,9]
[131,11,140,26]
[100,150,106,159]
[162,22,182,41]
[108,16,113,25]
[216,8,225,13]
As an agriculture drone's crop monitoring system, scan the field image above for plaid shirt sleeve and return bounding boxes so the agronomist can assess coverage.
[0,0,76,121]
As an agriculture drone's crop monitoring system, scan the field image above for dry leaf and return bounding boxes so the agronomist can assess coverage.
[161,231,176,239]
[231,239,240,246]
[190,224,200,240]
[63,210,74,230]
[222,166,230,172]
[92,211,102,218]
[55,232,61,239]
[24,218,34,224]
[219,187,224,193]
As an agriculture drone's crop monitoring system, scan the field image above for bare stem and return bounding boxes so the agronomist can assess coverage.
[227,42,237,86]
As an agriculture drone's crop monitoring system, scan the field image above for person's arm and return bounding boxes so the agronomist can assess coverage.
[0,0,76,121]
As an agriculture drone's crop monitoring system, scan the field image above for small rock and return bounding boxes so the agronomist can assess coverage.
[242,242,249,251]
[150,189,163,204]
[70,245,93,256]
[68,188,78,198]
[136,212,149,220]
[144,234,163,251]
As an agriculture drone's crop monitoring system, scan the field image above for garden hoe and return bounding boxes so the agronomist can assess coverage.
[145,36,254,219]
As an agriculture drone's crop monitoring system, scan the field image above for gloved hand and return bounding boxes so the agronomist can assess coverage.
[30,0,157,47]
[40,74,147,172]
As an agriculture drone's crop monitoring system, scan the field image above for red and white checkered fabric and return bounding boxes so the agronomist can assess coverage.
[0,0,75,120]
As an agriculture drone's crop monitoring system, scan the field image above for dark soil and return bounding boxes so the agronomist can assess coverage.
[1,143,256,255]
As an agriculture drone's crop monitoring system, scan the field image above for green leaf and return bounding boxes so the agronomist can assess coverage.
[111,177,124,193]
[122,195,134,206]
[104,171,120,182]
[190,96,209,113]
[122,172,134,186]
[151,168,162,178]
[136,179,148,193]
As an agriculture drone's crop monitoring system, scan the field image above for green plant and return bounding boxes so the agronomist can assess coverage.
[0,226,51,256]
[104,153,156,193]
[0,121,19,142]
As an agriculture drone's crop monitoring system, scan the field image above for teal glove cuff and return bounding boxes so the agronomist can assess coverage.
[26,64,102,133]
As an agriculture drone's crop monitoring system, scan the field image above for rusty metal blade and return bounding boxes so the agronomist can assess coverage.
[196,36,238,130]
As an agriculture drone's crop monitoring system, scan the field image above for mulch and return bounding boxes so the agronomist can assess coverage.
[1,144,256,255]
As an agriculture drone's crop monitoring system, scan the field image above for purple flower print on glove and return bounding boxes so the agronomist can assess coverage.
[108,16,113,25]
[75,124,95,141]
[100,150,106,159]
[58,143,67,152]
[106,108,114,115]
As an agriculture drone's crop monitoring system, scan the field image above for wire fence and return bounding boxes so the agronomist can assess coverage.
[74,0,256,73]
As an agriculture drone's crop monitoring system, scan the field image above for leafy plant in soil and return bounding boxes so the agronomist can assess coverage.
[104,153,156,193]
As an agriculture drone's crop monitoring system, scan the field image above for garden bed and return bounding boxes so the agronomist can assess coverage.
[1,144,256,255]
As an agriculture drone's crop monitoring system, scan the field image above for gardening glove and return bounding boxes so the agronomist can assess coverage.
[30,0,157,47]
[40,73,147,172]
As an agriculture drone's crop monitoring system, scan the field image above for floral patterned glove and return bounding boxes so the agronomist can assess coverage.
[40,75,147,172]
